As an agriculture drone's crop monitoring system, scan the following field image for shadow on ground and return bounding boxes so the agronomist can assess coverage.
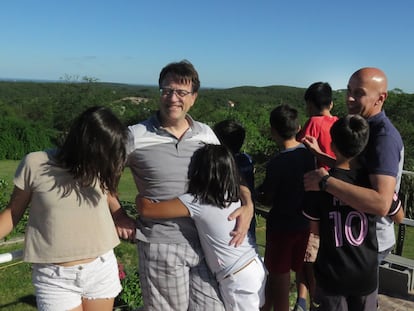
[0,294,36,310]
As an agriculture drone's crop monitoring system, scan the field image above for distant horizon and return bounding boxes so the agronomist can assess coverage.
[0,76,332,90]
[2,77,412,94]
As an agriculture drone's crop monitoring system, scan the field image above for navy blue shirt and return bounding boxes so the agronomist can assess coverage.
[258,144,315,232]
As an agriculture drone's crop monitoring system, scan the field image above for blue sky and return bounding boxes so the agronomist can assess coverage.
[1,0,414,93]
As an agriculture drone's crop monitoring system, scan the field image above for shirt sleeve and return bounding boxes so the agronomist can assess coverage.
[297,117,320,141]
[178,193,200,217]
[366,133,402,177]
[303,191,322,221]
[388,192,402,217]
[13,154,33,191]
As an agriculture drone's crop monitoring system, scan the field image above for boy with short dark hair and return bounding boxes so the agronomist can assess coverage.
[295,81,338,310]
[303,115,403,311]
[213,119,257,242]
[297,81,338,170]
[257,104,315,311]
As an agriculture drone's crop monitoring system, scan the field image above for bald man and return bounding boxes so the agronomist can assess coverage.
[303,67,404,306]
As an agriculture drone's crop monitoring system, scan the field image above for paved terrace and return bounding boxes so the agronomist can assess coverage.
[378,292,414,310]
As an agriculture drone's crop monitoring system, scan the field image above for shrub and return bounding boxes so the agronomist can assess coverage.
[0,179,8,210]
[115,262,143,310]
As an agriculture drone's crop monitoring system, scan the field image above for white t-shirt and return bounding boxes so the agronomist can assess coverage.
[178,193,257,278]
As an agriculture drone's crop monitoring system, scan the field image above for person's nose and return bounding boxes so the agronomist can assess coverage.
[170,91,180,99]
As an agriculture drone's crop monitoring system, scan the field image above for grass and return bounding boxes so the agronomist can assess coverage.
[118,167,138,203]
[0,242,36,310]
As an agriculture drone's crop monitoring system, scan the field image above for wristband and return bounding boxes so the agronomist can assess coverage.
[319,175,331,191]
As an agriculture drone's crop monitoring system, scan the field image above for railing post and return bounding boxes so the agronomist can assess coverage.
[0,249,23,264]
[395,192,409,256]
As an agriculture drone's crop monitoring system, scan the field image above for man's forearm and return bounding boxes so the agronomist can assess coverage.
[240,185,254,215]
[324,177,390,216]
[304,169,393,216]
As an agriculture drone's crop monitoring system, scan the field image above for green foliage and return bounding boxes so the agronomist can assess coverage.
[0,243,35,311]
[0,116,55,160]
[400,173,414,219]
[0,179,8,210]
[115,264,143,310]
[385,92,414,170]
[0,80,414,200]
[0,80,413,171]
[114,236,143,310]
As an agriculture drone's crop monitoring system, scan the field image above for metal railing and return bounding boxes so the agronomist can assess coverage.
[0,249,23,264]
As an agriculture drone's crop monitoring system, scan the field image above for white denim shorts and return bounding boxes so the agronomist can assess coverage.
[32,249,122,311]
[219,256,267,311]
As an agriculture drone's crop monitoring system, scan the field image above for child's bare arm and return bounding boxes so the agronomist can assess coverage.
[136,196,189,219]
[0,187,31,239]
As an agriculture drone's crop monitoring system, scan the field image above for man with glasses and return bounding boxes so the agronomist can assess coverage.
[127,60,253,311]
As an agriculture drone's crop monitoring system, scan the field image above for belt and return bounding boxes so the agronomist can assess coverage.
[224,258,256,279]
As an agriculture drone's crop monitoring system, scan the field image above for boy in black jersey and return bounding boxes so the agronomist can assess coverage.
[303,114,403,311]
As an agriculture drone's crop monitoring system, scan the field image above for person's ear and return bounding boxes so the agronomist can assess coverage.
[376,91,387,107]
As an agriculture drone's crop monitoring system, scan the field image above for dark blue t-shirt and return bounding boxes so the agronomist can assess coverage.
[258,144,315,232]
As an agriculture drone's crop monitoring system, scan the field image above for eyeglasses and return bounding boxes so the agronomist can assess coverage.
[160,87,193,98]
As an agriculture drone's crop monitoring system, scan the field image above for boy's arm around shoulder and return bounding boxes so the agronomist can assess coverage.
[135,196,190,219]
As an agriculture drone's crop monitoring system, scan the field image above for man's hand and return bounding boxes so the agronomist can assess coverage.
[304,168,329,191]
[228,205,252,247]
[228,185,253,247]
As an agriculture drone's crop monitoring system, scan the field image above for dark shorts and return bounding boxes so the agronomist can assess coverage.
[264,229,310,274]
